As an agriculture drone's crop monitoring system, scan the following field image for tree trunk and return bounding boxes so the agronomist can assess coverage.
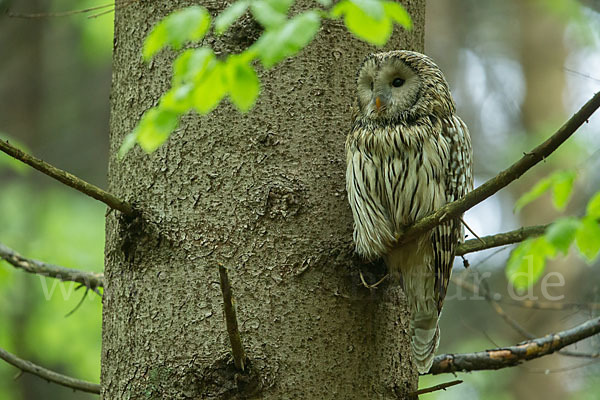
[102,1,425,398]
[512,2,569,400]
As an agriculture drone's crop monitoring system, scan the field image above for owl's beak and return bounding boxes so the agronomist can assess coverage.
[375,96,382,112]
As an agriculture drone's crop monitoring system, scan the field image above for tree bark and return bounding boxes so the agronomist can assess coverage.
[102,1,425,398]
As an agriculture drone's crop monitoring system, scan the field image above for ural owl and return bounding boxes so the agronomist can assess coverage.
[346,50,473,373]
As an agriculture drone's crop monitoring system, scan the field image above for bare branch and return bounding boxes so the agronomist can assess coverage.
[429,316,600,374]
[456,224,547,256]
[0,347,100,394]
[0,139,134,215]
[218,265,247,371]
[6,3,113,18]
[408,379,463,397]
[398,91,600,245]
[0,242,104,289]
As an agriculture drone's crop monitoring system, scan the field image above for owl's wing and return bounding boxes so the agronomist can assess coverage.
[432,115,473,311]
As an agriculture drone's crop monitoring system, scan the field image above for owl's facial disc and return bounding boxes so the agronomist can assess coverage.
[357,57,421,120]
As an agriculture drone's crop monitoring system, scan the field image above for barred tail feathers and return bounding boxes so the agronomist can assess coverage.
[409,299,440,373]
[385,240,441,374]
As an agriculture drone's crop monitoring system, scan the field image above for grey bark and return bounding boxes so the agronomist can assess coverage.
[102,1,425,398]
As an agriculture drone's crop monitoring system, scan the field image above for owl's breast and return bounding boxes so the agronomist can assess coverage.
[346,120,451,257]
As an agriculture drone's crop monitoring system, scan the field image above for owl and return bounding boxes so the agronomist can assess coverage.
[345,50,473,373]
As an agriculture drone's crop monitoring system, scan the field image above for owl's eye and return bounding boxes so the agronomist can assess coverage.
[392,78,405,88]
[370,81,374,91]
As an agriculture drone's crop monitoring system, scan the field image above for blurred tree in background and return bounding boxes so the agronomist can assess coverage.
[0,1,111,398]
[424,1,600,399]
[0,0,599,399]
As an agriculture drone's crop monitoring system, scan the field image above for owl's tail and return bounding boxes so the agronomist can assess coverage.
[408,303,440,374]
[386,242,443,373]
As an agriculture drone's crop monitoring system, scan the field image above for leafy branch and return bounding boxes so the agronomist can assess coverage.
[505,188,600,290]
[120,0,412,154]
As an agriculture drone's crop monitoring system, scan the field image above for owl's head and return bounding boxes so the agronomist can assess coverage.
[355,50,455,121]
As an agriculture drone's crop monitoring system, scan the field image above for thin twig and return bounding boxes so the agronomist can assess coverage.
[64,287,90,317]
[460,217,485,245]
[475,280,600,360]
[7,3,113,18]
[489,298,535,339]
[88,8,114,19]
[0,242,104,289]
[0,347,100,394]
[504,299,600,311]
[88,0,140,19]
[408,379,463,397]
[451,276,600,312]
[0,139,134,215]
[564,67,600,84]
[397,91,600,246]
[429,316,600,374]
[488,297,600,359]
[218,265,247,371]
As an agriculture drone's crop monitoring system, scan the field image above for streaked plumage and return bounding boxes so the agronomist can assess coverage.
[346,50,473,373]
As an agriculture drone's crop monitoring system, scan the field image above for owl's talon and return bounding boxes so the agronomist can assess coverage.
[359,270,389,289]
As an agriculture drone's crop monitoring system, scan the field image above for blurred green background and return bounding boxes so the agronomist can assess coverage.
[0,0,111,399]
[0,0,599,399]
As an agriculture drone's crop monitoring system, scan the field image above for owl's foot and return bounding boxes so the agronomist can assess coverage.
[359,270,389,289]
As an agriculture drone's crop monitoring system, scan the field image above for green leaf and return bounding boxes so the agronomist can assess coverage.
[192,61,228,114]
[347,0,385,20]
[545,217,580,255]
[514,170,577,213]
[143,6,211,61]
[118,132,138,158]
[575,216,600,262]
[135,108,179,153]
[253,11,321,68]
[551,170,576,210]
[383,1,412,29]
[331,0,391,46]
[538,0,583,21]
[586,191,600,218]
[264,0,295,14]
[215,1,249,34]
[226,56,260,112]
[315,0,332,6]
[172,48,215,85]
[160,85,194,113]
[514,176,553,213]
[251,0,287,28]
[506,237,556,290]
